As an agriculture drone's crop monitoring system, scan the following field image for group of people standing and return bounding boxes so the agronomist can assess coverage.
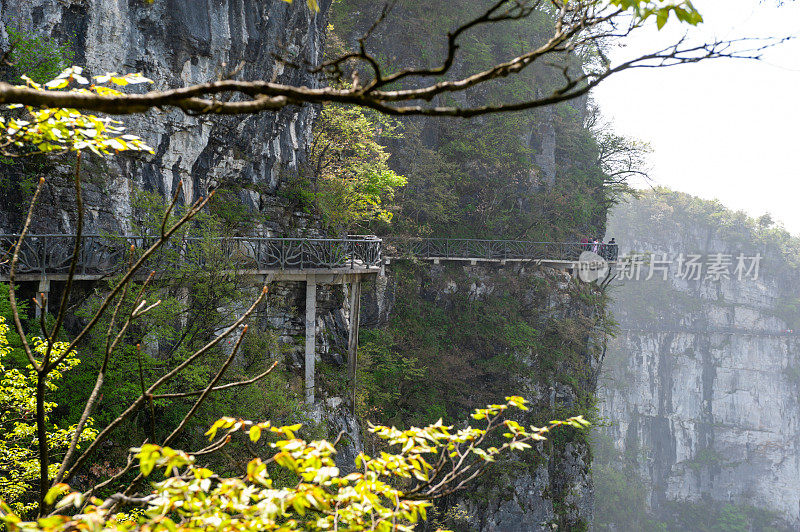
[580,236,618,261]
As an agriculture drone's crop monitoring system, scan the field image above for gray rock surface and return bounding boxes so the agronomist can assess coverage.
[364,262,603,530]
[1,0,330,234]
[600,191,800,527]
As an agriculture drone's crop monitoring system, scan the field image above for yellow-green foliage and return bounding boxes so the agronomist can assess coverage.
[0,398,588,532]
[609,0,702,28]
[0,317,97,517]
[281,0,319,11]
[0,67,154,157]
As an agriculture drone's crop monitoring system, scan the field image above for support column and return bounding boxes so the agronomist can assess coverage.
[347,279,362,408]
[36,278,50,319]
[305,275,317,405]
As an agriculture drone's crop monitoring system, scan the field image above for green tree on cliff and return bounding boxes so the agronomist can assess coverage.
[0,317,97,517]
[306,103,406,231]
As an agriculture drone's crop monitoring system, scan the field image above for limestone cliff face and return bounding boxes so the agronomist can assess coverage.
[0,0,329,234]
[0,0,374,474]
[1,0,365,391]
[599,190,800,528]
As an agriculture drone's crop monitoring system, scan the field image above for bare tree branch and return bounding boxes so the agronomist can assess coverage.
[151,361,278,399]
[60,285,268,485]
[0,1,782,123]
[110,324,254,509]
[7,177,46,371]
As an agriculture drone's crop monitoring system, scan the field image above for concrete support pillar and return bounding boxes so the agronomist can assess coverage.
[36,278,50,319]
[347,279,362,408]
[305,275,317,404]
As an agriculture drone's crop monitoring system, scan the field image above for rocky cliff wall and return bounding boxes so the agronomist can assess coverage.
[360,261,609,530]
[0,0,330,235]
[597,189,800,529]
[0,0,370,455]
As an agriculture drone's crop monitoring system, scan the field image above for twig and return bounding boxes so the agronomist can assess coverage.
[151,361,278,399]
[112,323,253,508]
[44,151,84,363]
[8,177,46,371]
[49,192,215,369]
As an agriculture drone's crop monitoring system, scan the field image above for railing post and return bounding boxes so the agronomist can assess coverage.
[41,236,47,278]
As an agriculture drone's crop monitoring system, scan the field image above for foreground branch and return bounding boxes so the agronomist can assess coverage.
[0,1,779,121]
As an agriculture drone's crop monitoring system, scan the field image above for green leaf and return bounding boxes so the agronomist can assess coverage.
[137,444,161,477]
[44,483,68,505]
[656,8,669,29]
[43,78,69,89]
[36,516,68,529]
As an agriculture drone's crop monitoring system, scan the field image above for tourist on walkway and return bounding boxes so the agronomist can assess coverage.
[607,238,618,260]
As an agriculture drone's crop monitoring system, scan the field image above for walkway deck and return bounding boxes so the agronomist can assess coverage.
[384,237,618,267]
[0,234,618,278]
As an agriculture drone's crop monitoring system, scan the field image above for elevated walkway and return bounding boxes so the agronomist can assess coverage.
[0,234,382,280]
[0,234,614,404]
[0,234,381,405]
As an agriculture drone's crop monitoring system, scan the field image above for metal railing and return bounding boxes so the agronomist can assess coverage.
[384,238,619,262]
[0,234,383,277]
[0,234,619,278]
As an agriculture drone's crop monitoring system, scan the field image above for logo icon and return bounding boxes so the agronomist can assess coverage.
[576,251,608,283]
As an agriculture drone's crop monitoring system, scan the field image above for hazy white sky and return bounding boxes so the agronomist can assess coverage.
[591,0,800,233]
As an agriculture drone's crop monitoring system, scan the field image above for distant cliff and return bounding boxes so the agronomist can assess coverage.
[596,188,800,531]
